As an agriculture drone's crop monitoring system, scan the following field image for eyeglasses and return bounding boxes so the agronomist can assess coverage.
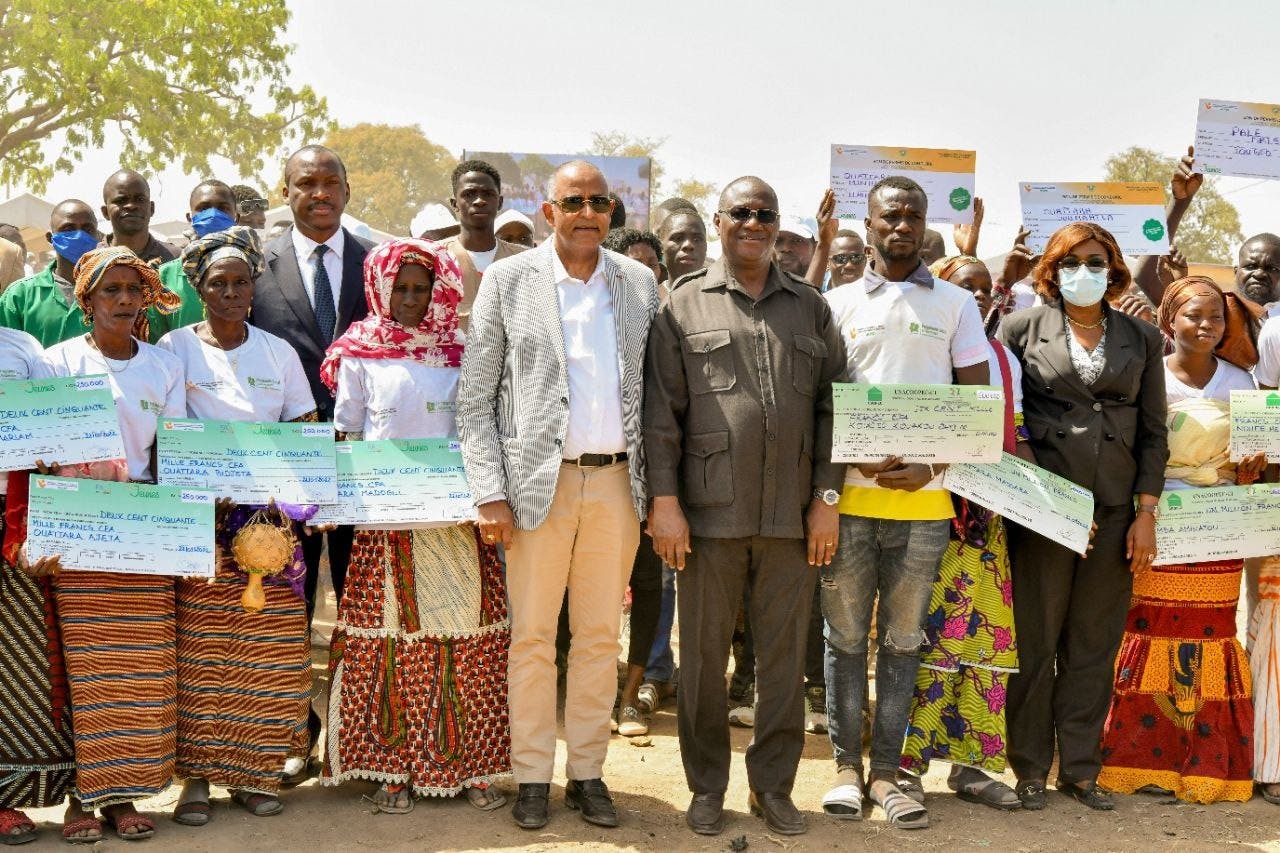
[1058,256,1109,273]
[549,195,612,214]
[238,199,268,214]
[718,206,779,224]
[831,252,866,265]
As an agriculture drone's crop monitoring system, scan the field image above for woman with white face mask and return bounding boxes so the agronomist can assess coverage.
[996,223,1170,813]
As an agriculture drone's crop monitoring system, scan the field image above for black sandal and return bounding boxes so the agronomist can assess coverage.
[1058,780,1114,811]
[1015,780,1046,811]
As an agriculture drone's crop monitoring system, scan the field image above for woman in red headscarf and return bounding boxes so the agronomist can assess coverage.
[1097,275,1260,803]
[320,239,510,814]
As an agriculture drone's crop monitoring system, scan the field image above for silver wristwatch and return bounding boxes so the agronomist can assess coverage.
[813,488,840,506]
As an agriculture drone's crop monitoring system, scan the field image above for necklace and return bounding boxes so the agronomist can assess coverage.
[87,334,135,374]
[205,323,249,372]
[1066,313,1106,330]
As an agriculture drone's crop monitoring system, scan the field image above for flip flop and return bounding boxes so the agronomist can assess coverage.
[955,777,1022,811]
[60,815,102,846]
[0,809,36,846]
[368,784,415,815]
[172,801,211,827]
[230,791,284,817]
[464,784,506,811]
[101,809,155,842]
[871,781,929,830]
[822,785,864,820]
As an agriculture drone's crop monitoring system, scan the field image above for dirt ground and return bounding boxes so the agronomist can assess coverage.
[18,579,1280,852]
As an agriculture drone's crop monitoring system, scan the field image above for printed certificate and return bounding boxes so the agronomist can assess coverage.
[1153,484,1280,566]
[1019,182,1170,256]
[311,438,475,527]
[1195,98,1280,181]
[830,145,977,224]
[832,383,1003,464]
[1228,389,1280,459]
[0,375,125,471]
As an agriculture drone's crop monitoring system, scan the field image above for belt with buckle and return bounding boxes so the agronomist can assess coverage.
[564,452,628,468]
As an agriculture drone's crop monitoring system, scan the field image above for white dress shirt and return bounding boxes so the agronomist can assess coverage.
[291,226,344,315]
[554,249,626,458]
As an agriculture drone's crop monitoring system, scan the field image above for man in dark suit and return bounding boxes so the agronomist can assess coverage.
[252,143,371,781]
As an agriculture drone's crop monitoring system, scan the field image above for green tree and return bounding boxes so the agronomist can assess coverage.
[1103,146,1243,264]
[0,0,328,193]
[585,131,718,226]
[322,123,457,234]
[669,177,718,223]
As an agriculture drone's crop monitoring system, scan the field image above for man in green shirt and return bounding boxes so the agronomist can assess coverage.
[147,179,238,342]
[0,200,101,347]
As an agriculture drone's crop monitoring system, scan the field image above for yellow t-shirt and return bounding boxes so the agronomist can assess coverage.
[838,484,955,521]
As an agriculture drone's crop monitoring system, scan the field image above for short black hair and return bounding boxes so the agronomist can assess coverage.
[834,228,863,240]
[451,159,502,193]
[603,227,661,259]
[867,175,927,211]
[192,178,238,204]
[231,183,266,203]
[608,192,627,230]
[284,144,347,183]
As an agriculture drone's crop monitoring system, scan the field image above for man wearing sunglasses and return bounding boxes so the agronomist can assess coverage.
[645,176,846,837]
[827,231,868,288]
[458,160,658,832]
[232,184,269,230]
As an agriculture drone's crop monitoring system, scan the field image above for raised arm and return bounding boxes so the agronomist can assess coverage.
[1132,146,1201,305]
[805,189,839,289]
[953,196,985,257]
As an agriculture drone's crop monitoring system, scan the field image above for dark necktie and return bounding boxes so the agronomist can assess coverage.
[312,244,337,342]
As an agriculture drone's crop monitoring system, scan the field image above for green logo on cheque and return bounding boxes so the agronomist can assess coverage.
[949,187,971,211]
[1142,219,1165,241]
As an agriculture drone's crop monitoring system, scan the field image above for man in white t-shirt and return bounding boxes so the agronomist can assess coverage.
[819,176,989,828]
[442,159,528,332]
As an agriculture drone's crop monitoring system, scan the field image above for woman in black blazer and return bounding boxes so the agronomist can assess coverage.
[997,222,1169,812]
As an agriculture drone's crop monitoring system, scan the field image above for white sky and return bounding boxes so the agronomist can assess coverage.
[24,0,1280,256]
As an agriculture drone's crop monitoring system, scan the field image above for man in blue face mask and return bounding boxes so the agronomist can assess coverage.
[0,200,103,347]
[145,179,238,343]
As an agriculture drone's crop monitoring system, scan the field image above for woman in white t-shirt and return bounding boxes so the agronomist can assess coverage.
[1098,276,1262,803]
[22,247,184,842]
[320,238,510,814]
[157,227,320,826]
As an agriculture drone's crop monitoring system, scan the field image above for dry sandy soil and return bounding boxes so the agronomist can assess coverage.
[18,579,1280,852]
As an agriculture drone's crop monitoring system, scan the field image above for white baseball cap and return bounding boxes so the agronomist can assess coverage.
[410,203,458,237]
[779,215,815,241]
[494,208,534,233]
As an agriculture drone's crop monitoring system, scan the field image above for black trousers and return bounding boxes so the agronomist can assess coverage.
[678,535,816,795]
[302,525,354,622]
[627,531,665,668]
[733,581,825,689]
[1004,504,1134,785]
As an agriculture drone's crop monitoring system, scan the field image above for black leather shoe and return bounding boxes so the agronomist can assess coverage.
[1058,780,1114,811]
[565,778,618,828]
[748,791,806,836]
[686,792,725,835]
[1015,780,1047,810]
[511,783,550,829]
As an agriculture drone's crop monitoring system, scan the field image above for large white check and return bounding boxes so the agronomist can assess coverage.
[157,418,337,504]
[943,453,1095,555]
[0,375,125,471]
[311,438,475,527]
[1153,484,1280,566]
[832,383,1003,463]
[1228,389,1280,459]
[830,145,976,224]
[1019,182,1170,256]
[26,475,216,577]
[1195,98,1280,181]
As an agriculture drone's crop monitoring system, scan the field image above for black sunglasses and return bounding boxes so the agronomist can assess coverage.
[831,252,866,265]
[718,206,779,224]
[549,195,612,214]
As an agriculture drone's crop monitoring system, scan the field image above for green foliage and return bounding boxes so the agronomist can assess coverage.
[584,131,667,195]
[1103,146,1243,264]
[321,123,456,234]
[668,177,718,223]
[0,0,329,193]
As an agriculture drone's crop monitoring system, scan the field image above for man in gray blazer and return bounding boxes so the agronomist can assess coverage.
[458,160,658,831]
[251,144,371,780]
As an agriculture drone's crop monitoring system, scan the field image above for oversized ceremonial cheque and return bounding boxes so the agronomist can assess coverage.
[831,383,1003,463]
[1153,484,1280,566]
[1228,389,1280,459]
[830,145,976,224]
[1019,182,1170,256]
[156,418,337,504]
[311,438,475,527]
[943,453,1095,555]
[25,475,216,578]
[1194,98,1280,182]
[0,374,125,471]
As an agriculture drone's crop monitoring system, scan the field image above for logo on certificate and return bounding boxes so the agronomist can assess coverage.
[1166,493,1183,510]
[1142,219,1165,242]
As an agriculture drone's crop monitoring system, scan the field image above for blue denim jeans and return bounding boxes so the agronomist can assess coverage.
[645,567,677,682]
[822,514,951,775]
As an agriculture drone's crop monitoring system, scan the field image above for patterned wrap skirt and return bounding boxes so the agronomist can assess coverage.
[1249,554,1280,785]
[323,524,510,796]
[1098,559,1254,803]
[174,507,311,794]
[0,497,76,808]
[901,513,1018,774]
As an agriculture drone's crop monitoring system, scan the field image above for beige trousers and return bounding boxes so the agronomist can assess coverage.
[505,461,640,783]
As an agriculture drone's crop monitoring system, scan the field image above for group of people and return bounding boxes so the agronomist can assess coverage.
[0,139,1275,847]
